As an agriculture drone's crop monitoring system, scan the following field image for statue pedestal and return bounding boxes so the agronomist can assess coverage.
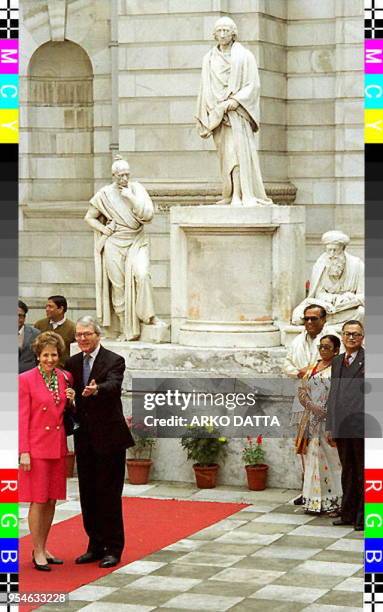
[171,205,305,348]
[140,321,170,344]
[101,340,300,490]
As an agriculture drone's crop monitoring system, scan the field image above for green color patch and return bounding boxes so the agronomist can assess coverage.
[365,503,383,539]
[0,504,18,538]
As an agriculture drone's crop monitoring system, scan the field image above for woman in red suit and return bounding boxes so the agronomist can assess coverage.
[19,331,75,571]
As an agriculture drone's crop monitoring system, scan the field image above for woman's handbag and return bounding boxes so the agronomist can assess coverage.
[295,410,310,455]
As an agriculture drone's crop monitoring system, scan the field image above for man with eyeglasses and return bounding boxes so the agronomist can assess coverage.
[284,304,340,504]
[65,316,134,567]
[326,320,364,531]
[284,305,340,380]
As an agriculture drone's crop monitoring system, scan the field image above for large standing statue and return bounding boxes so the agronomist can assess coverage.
[292,230,365,326]
[85,157,161,341]
[196,17,272,207]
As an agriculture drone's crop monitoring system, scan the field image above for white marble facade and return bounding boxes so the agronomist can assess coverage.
[19,0,364,325]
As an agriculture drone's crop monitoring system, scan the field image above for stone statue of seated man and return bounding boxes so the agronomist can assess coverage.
[291,230,364,327]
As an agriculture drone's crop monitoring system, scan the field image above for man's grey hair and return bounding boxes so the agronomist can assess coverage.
[76,315,102,336]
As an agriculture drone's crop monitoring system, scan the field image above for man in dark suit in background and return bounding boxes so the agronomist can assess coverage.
[66,315,134,568]
[18,299,40,373]
[326,320,365,531]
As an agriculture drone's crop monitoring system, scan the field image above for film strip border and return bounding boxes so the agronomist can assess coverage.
[365,0,383,608]
[0,471,18,611]
[0,2,19,610]
[0,0,18,41]
[366,574,383,609]
[366,0,383,39]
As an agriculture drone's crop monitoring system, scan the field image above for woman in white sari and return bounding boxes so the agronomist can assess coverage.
[296,334,342,514]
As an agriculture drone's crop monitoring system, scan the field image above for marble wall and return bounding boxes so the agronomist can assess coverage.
[287,0,364,268]
[19,0,363,324]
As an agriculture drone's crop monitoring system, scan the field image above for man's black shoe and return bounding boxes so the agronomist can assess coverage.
[75,552,104,564]
[332,518,353,526]
[99,555,120,568]
[354,525,364,531]
[293,495,303,505]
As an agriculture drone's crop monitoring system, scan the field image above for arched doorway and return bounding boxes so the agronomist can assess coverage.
[27,40,93,202]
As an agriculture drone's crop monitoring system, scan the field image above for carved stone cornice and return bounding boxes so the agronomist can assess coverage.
[150,182,297,211]
[22,182,297,216]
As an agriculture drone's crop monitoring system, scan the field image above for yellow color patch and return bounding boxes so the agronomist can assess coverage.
[0,109,18,143]
[365,109,383,143]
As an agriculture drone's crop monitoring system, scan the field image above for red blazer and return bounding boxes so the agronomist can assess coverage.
[19,367,73,459]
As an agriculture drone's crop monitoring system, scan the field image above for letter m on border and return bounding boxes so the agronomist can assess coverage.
[366,49,383,64]
[0,50,17,65]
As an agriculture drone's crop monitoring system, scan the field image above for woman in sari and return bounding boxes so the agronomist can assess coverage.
[296,334,342,514]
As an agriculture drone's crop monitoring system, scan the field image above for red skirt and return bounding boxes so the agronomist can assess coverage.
[19,457,66,503]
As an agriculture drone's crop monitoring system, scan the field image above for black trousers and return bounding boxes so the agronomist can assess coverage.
[335,438,364,527]
[75,433,126,558]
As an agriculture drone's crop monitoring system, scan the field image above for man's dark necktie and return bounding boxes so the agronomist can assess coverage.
[344,354,351,367]
[83,354,91,386]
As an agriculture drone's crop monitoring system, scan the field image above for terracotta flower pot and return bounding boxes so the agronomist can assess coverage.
[245,464,268,491]
[65,452,76,478]
[126,459,153,485]
[193,464,219,489]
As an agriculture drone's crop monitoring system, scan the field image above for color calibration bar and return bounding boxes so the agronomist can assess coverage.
[365,1,383,609]
[0,0,19,606]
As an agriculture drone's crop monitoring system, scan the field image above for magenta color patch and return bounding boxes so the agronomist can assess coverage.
[0,40,18,74]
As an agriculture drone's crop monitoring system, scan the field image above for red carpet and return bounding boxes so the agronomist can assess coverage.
[20,497,247,610]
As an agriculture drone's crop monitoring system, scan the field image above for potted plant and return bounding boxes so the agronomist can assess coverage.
[180,424,228,489]
[242,435,268,491]
[126,416,156,484]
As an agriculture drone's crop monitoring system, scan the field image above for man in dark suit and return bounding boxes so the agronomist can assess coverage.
[326,320,364,531]
[18,300,40,373]
[66,315,134,568]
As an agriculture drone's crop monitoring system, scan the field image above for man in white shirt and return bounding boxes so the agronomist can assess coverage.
[34,295,76,365]
[284,304,339,380]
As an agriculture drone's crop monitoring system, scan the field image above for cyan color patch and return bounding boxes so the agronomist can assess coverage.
[366,74,383,109]
[0,75,18,109]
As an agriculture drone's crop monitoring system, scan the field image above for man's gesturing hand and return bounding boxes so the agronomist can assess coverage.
[82,378,98,397]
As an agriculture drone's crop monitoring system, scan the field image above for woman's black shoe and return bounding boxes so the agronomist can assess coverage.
[32,553,51,572]
[46,556,64,565]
